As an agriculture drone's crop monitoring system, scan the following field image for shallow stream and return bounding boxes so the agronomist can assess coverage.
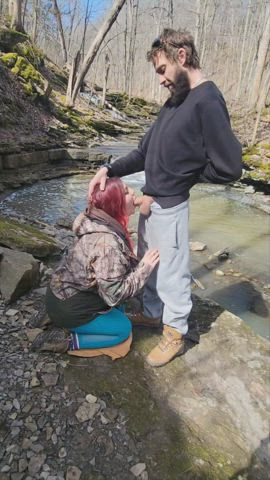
[2,142,270,339]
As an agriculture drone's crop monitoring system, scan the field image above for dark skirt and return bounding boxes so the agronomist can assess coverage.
[45,286,109,329]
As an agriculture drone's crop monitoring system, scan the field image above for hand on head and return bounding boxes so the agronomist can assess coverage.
[88,167,108,199]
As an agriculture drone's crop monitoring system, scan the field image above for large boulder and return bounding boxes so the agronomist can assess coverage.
[0,216,62,258]
[0,246,40,303]
[65,296,270,479]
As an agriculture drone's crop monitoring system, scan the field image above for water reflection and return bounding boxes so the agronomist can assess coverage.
[1,172,270,339]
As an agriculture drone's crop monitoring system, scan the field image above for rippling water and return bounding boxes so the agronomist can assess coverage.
[1,146,270,339]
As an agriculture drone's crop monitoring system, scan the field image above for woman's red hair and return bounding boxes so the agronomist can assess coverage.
[90,178,133,250]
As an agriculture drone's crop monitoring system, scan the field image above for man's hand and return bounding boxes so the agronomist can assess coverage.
[88,167,108,199]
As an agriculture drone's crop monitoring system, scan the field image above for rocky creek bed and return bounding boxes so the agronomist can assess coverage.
[0,196,269,480]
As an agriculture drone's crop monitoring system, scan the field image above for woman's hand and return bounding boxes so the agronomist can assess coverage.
[88,167,108,199]
[141,249,160,271]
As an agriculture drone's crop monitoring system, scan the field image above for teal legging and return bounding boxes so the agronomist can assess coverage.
[69,307,131,350]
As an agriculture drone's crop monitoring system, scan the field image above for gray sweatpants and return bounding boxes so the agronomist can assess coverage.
[137,200,192,335]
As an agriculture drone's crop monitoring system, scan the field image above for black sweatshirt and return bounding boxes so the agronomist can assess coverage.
[109,81,242,208]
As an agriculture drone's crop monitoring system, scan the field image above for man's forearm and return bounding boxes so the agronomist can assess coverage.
[109,148,145,177]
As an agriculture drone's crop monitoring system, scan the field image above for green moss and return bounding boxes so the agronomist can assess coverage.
[11,55,43,84]
[0,28,28,52]
[22,82,36,97]
[260,143,270,150]
[14,41,44,67]
[91,119,119,135]
[0,216,60,258]
[243,146,260,155]
[0,52,18,68]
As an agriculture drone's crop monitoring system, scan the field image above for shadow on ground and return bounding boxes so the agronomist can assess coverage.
[64,296,228,480]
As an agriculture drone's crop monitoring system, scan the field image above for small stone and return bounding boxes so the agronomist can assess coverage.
[31,443,44,453]
[189,241,207,252]
[41,374,59,387]
[215,269,225,276]
[6,309,19,316]
[140,472,149,480]
[65,466,82,480]
[13,399,21,411]
[130,463,146,477]
[46,427,53,441]
[104,408,118,422]
[244,185,255,194]
[42,363,57,373]
[51,433,58,445]
[28,454,46,475]
[90,457,95,466]
[22,439,32,450]
[1,465,11,472]
[75,403,100,423]
[11,473,24,480]
[25,418,37,433]
[100,414,109,425]
[18,459,28,472]
[58,447,67,458]
[85,394,97,404]
[40,473,49,480]
[31,377,40,387]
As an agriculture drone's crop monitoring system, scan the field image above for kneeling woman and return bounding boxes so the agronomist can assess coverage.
[33,178,159,357]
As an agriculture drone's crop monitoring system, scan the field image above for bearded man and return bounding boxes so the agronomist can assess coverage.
[88,28,242,367]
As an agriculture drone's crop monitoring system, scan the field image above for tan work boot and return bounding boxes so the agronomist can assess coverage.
[128,312,161,328]
[146,325,185,367]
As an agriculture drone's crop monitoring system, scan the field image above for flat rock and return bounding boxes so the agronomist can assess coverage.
[27,454,46,475]
[189,241,207,251]
[0,215,61,258]
[41,374,59,387]
[130,463,146,477]
[75,403,100,423]
[0,247,40,303]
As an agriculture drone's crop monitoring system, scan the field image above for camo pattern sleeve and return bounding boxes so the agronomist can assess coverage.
[91,235,152,307]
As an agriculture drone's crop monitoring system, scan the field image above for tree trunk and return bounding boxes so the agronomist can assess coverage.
[52,0,68,64]
[32,0,39,43]
[66,0,127,107]
[250,3,270,110]
[101,53,110,108]
[11,0,24,32]
[251,66,270,144]
[66,50,81,102]
[236,0,251,100]
[80,0,92,60]
[8,0,14,16]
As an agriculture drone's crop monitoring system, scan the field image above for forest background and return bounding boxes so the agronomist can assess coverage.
[0,0,269,147]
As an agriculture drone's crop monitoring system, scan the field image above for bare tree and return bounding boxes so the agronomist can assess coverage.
[66,0,127,107]
[101,53,111,107]
[249,2,270,110]
[52,0,68,64]
[32,0,39,43]
[10,0,25,32]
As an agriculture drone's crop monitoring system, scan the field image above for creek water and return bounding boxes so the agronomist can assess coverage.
[2,142,270,339]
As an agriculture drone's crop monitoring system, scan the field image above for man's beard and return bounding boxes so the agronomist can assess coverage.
[168,70,190,106]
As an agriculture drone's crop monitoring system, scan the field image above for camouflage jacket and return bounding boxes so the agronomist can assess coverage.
[50,210,152,307]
